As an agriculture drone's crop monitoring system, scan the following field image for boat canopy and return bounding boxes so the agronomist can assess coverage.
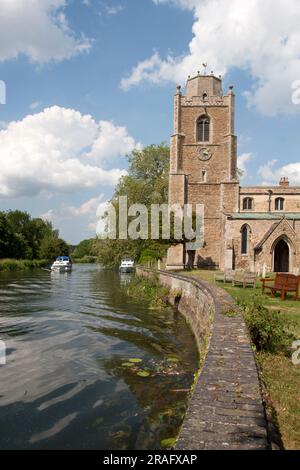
[120,259,134,266]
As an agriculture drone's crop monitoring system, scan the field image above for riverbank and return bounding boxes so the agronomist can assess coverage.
[0,259,48,271]
[136,266,269,450]
[183,270,300,450]
[122,274,170,309]
[72,256,97,264]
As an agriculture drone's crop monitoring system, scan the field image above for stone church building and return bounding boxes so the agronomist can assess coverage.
[166,73,300,274]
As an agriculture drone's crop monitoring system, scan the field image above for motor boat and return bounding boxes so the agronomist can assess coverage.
[119,258,135,273]
[51,256,73,272]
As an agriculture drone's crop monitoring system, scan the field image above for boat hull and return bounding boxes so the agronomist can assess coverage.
[51,267,72,272]
[119,267,134,273]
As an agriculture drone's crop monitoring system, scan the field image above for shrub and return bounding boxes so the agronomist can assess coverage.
[73,256,97,264]
[125,275,169,309]
[0,259,48,271]
[239,297,295,355]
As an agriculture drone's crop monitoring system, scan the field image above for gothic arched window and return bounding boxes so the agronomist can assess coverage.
[243,197,253,210]
[275,197,284,211]
[241,225,250,255]
[196,115,210,142]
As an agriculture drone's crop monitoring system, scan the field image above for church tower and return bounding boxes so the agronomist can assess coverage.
[166,72,239,270]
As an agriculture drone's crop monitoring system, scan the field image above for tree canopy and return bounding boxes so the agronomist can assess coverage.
[0,210,69,261]
[73,239,97,259]
[94,143,170,267]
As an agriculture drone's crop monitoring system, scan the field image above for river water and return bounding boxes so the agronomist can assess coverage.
[0,264,198,450]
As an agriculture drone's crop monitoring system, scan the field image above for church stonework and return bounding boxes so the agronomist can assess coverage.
[166,73,300,274]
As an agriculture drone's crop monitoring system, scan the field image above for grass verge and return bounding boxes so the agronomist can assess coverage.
[0,259,49,271]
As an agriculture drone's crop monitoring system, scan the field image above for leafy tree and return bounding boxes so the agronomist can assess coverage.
[0,210,69,261]
[95,238,143,268]
[113,143,169,207]
[94,143,170,267]
[39,237,70,261]
[74,239,96,259]
[0,212,13,258]
[5,210,32,258]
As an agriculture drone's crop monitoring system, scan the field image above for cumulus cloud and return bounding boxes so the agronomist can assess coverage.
[88,121,139,162]
[0,106,139,197]
[237,153,252,178]
[41,195,110,236]
[122,0,300,115]
[106,5,124,16]
[258,159,300,185]
[0,0,91,63]
[65,195,105,216]
[153,0,195,9]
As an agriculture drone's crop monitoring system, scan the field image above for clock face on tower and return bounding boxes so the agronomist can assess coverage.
[198,147,213,161]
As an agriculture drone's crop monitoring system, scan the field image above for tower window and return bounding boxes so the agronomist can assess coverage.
[241,225,250,255]
[243,197,253,210]
[196,115,210,142]
[201,170,207,182]
[275,197,284,211]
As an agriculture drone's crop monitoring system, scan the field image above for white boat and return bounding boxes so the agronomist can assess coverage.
[119,258,135,273]
[51,256,73,272]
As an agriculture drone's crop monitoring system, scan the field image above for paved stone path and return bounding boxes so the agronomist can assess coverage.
[176,277,269,450]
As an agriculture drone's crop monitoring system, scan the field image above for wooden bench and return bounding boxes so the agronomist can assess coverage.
[232,271,256,288]
[214,269,235,284]
[261,273,300,301]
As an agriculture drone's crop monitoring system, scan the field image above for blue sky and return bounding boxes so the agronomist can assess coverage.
[0,0,300,243]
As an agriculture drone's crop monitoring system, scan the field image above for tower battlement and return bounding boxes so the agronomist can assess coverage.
[185,73,223,99]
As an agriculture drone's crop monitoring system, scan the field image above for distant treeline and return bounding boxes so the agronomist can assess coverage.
[72,239,98,263]
[0,210,69,261]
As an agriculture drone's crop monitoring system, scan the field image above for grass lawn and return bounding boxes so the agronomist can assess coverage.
[181,269,300,450]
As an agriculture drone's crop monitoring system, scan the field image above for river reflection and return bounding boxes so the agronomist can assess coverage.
[0,264,198,449]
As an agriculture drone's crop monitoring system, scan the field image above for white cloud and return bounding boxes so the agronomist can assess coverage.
[258,159,300,185]
[88,121,140,162]
[66,195,105,216]
[237,153,252,178]
[122,0,300,115]
[153,0,195,8]
[29,101,43,111]
[121,52,170,91]
[0,106,139,197]
[106,5,124,16]
[0,0,92,64]
[41,195,110,236]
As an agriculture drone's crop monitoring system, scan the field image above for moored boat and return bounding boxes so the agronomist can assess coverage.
[51,256,73,272]
[119,258,135,273]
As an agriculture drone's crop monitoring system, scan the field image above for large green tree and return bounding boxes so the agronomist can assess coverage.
[73,239,96,259]
[94,143,171,267]
[0,210,69,261]
[39,237,70,261]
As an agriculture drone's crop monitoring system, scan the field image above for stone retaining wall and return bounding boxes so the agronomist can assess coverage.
[136,266,213,353]
[136,266,269,450]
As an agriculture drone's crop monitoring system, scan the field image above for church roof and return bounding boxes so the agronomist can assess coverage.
[228,212,300,220]
[254,223,279,251]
